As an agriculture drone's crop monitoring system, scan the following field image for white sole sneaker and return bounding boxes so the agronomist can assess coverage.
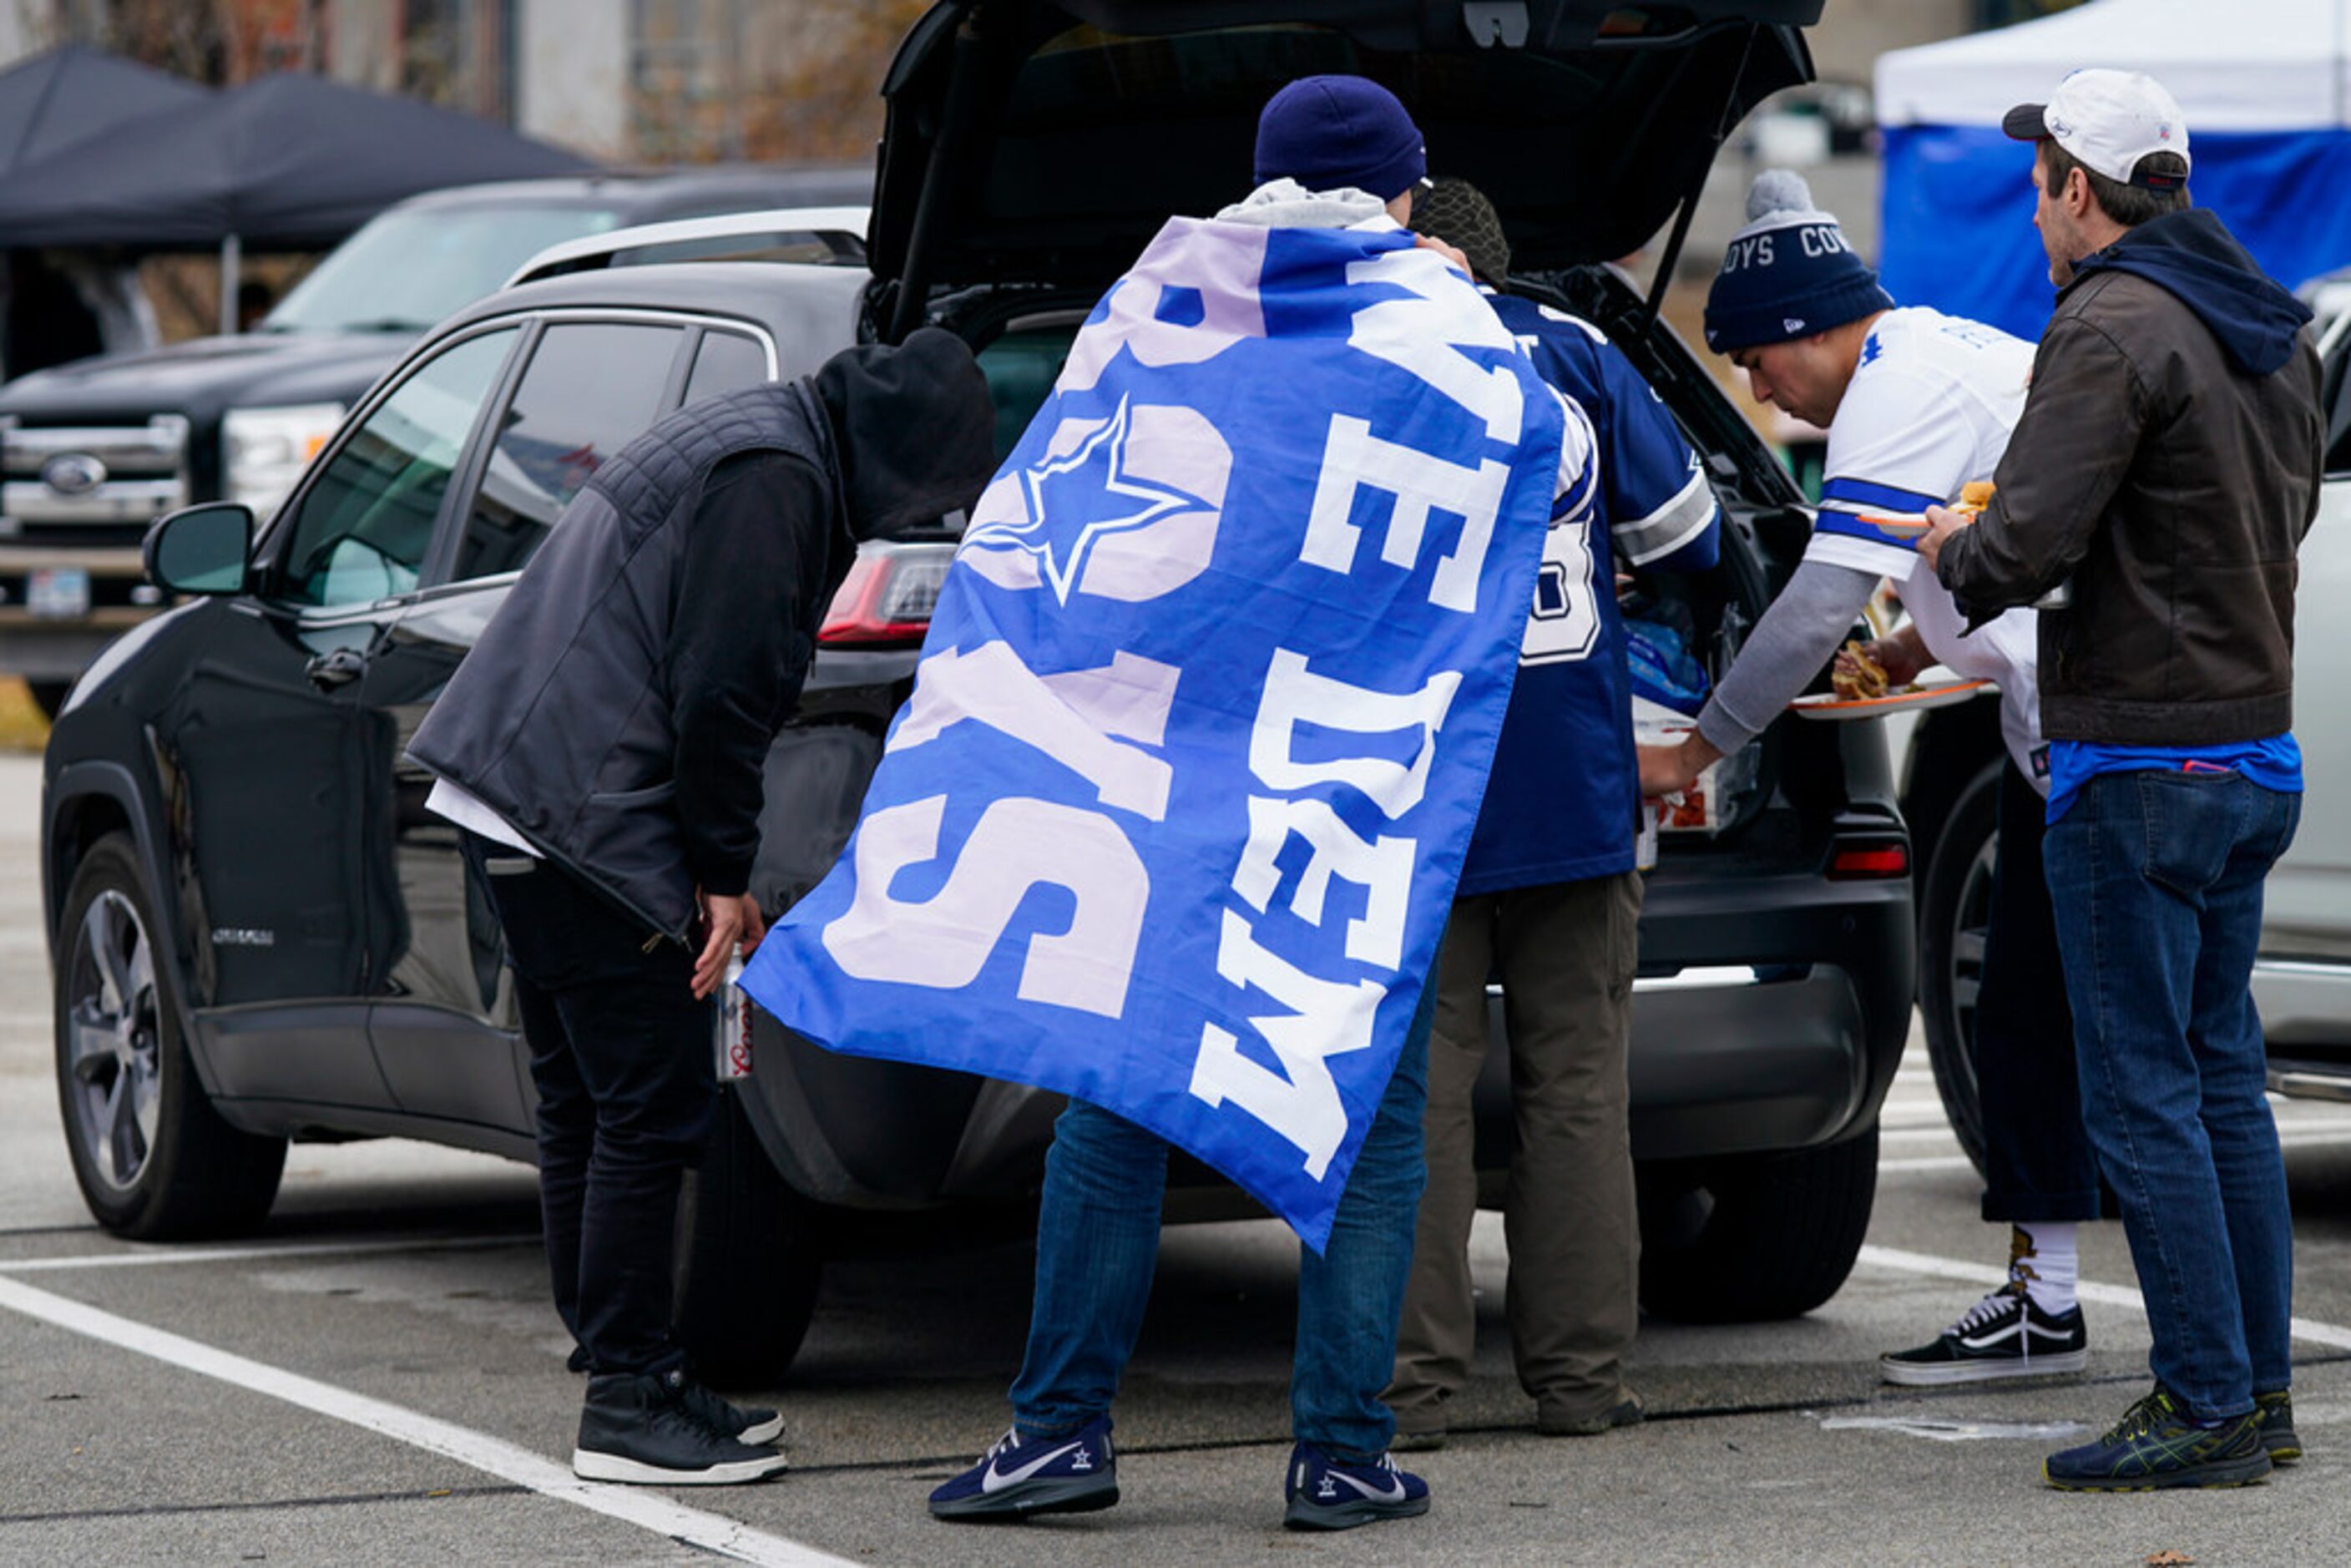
[572,1446,789,1485]
[1879,1348,2090,1387]
[739,1414,786,1446]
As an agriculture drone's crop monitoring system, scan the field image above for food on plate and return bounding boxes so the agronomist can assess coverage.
[1832,639,1889,701]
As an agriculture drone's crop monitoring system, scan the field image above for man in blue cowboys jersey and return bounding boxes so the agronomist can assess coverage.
[1640,170,2102,1387]
[1384,180,1720,1446]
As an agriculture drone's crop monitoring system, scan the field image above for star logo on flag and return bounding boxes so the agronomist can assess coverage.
[966,394,1221,604]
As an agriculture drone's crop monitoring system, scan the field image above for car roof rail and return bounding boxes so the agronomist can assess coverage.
[505,205,871,288]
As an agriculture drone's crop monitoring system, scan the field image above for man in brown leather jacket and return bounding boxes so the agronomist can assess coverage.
[1924,68,2319,1492]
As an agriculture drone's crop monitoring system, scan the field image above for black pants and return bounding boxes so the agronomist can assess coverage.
[463,834,715,1377]
[1974,761,2102,1223]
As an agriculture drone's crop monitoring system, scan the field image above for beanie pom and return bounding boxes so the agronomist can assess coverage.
[1745,169,1816,224]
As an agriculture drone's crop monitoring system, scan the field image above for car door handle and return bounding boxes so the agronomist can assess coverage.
[305,646,368,691]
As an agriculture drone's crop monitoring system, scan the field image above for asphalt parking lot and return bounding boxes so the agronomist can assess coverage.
[5,748,2351,1565]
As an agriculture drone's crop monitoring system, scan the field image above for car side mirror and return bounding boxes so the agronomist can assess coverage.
[144,503,254,596]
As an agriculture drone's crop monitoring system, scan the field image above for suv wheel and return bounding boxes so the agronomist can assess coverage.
[1917,763,2001,1180]
[1638,1128,1879,1322]
[672,1085,823,1386]
[55,832,286,1237]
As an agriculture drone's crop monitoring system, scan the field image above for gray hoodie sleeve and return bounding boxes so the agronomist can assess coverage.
[1694,557,1881,755]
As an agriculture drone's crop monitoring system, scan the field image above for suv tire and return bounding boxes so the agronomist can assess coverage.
[1639,1127,1879,1322]
[54,832,286,1237]
[672,1085,823,1387]
[1918,762,2001,1180]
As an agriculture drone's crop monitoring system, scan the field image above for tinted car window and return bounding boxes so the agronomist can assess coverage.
[274,326,518,607]
[452,321,686,581]
[977,323,1079,458]
[682,330,771,406]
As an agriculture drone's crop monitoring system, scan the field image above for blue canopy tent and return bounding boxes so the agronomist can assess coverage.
[1873,0,2351,341]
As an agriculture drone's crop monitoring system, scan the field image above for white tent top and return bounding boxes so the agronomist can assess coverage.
[1875,0,2351,132]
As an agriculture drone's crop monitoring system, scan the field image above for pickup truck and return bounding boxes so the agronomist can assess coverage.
[0,165,865,715]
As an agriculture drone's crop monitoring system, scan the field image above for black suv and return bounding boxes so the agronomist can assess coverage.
[0,165,868,716]
[44,0,1902,1385]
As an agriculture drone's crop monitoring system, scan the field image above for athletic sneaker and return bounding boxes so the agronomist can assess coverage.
[678,1379,785,1446]
[571,1368,790,1485]
[929,1414,1118,1520]
[1879,1282,2087,1385]
[2255,1389,2302,1464]
[1282,1443,1430,1531]
[2044,1384,2272,1492]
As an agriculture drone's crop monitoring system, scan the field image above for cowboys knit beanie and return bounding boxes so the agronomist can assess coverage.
[1411,177,1511,286]
[1255,75,1426,201]
[1702,169,1893,353]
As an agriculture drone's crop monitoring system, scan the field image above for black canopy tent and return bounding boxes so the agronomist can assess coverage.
[0,43,211,174]
[0,70,598,331]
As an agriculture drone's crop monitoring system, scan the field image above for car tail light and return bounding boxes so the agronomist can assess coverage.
[817,540,955,646]
[1828,841,1910,880]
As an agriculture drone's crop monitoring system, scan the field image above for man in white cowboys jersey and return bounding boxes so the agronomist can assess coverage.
[1639,170,2103,1385]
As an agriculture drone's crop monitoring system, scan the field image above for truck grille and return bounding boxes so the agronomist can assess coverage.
[0,416,190,534]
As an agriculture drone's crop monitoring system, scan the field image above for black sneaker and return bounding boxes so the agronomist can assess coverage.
[1880,1283,2087,1385]
[571,1368,790,1485]
[928,1414,1118,1520]
[677,1378,785,1446]
[2255,1389,2302,1465]
[2044,1384,2272,1492]
[1282,1444,1430,1531]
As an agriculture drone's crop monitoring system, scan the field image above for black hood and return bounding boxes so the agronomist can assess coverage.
[2074,208,2313,377]
[812,326,1000,539]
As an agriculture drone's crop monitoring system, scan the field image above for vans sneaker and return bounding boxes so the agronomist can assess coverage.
[929,1414,1118,1520]
[571,1368,789,1485]
[2044,1384,2272,1492]
[1880,1282,2087,1385]
[1282,1443,1430,1531]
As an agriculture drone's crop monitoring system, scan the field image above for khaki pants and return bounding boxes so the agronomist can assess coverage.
[1385,870,1642,1432]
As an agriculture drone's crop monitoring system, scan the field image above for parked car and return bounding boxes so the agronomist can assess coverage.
[1905,313,2351,1169]
[0,165,870,717]
[44,0,1905,1386]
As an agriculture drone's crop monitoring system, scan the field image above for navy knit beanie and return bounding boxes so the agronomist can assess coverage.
[1254,75,1426,200]
[1703,170,1893,353]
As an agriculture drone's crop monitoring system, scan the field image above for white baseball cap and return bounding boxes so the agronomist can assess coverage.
[2003,68,2191,190]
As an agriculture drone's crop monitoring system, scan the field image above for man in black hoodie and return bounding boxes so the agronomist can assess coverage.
[1924,70,2320,1491]
[407,328,999,1485]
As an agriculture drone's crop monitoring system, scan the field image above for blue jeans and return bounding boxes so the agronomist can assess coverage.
[2044,769,2301,1421]
[1009,985,1433,1459]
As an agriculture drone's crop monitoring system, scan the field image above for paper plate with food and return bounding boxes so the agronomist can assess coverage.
[1789,640,1992,719]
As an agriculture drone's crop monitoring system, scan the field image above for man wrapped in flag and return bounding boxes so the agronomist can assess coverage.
[738,74,1595,1530]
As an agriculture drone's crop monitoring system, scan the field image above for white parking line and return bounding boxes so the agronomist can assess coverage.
[0,1275,854,1567]
[0,1234,540,1274]
[1857,1243,2351,1351]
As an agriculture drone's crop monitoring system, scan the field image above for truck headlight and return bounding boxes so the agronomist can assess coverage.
[222,404,343,518]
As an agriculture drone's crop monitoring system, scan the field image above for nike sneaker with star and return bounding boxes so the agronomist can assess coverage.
[1282,1443,1430,1531]
[929,1414,1118,1520]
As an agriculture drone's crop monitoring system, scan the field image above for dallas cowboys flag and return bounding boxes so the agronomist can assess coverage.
[740,213,1593,1249]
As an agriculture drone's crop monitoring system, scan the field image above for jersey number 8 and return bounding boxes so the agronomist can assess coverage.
[1521,517,1600,665]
